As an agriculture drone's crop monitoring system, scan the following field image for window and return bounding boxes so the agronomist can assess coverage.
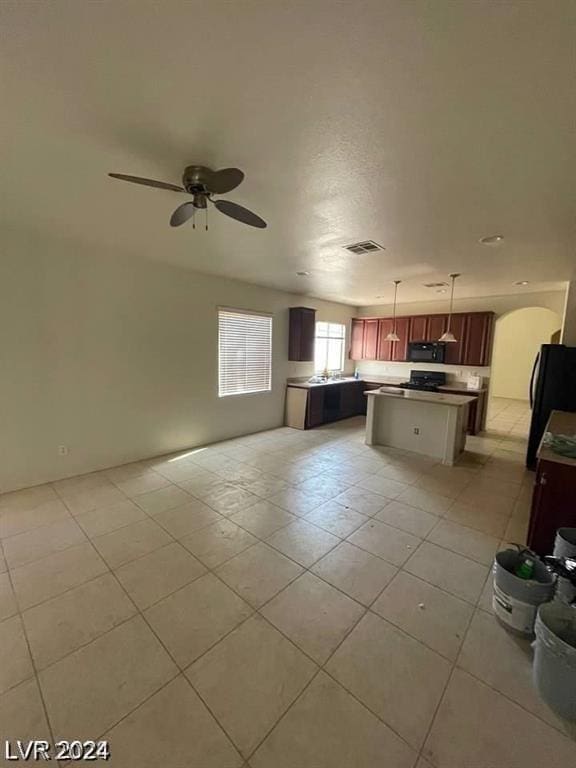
[314,322,346,373]
[218,308,272,397]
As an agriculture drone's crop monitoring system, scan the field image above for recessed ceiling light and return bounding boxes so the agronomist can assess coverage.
[296,271,311,277]
[514,280,530,286]
[479,234,504,245]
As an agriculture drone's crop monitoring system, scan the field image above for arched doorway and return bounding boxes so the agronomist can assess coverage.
[491,307,562,401]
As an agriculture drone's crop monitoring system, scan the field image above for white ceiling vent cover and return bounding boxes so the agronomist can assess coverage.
[343,240,384,254]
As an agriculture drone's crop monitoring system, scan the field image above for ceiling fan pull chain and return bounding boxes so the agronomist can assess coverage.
[206,205,208,231]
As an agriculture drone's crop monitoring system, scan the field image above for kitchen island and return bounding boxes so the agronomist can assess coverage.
[365,387,476,465]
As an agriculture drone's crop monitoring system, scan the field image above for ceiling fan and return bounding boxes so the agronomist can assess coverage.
[108,165,267,229]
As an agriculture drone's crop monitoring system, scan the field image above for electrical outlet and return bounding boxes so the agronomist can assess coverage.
[58,445,69,456]
[413,427,420,435]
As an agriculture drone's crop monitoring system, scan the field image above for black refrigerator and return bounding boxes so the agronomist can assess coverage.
[526,344,576,469]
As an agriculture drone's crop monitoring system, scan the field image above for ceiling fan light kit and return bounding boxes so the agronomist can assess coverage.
[108,165,267,229]
[439,273,461,343]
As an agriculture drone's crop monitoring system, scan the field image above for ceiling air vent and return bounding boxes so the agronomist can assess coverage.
[343,240,384,254]
[423,282,449,288]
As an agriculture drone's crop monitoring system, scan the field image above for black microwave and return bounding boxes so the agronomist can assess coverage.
[407,341,446,363]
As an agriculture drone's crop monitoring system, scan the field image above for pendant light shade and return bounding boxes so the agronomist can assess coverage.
[439,273,460,343]
[385,280,402,342]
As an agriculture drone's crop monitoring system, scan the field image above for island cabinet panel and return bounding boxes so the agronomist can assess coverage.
[362,319,380,360]
[289,307,316,361]
[391,316,410,361]
[462,312,494,366]
[426,314,448,342]
[408,315,428,342]
[444,314,467,365]
[350,318,365,360]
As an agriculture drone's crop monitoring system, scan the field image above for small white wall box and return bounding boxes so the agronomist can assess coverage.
[467,375,482,390]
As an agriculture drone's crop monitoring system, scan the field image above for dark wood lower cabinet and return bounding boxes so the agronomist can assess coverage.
[306,387,325,428]
[438,387,488,435]
[527,411,576,556]
[528,459,576,555]
[286,381,487,432]
[287,382,366,429]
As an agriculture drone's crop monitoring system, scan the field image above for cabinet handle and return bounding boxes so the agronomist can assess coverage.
[539,473,547,486]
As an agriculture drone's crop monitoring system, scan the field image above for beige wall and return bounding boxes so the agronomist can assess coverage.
[0,232,355,492]
[491,308,562,400]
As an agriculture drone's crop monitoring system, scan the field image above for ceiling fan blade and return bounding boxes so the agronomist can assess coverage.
[108,173,185,193]
[213,199,267,228]
[170,202,196,227]
[209,168,245,194]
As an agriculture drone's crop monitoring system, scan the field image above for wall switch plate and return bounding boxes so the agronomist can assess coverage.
[413,427,420,435]
[58,445,69,456]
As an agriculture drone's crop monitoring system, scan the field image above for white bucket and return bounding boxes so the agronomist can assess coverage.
[533,601,576,720]
[493,549,555,636]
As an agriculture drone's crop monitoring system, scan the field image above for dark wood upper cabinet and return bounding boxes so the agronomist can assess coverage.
[377,318,394,361]
[350,310,495,367]
[288,307,316,361]
[443,313,467,365]
[392,316,410,361]
[462,312,494,366]
[426,314,448,342]
[350,318,365,360]
[408,315,428,342]
[375,316,409,361]
[362,319,379,360]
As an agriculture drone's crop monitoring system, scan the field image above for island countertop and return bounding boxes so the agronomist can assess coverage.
[366,388,476,406]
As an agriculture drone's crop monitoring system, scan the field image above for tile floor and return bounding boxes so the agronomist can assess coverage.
[1,397,575,766]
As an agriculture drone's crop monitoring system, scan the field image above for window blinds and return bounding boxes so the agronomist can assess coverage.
[218,309,273,397]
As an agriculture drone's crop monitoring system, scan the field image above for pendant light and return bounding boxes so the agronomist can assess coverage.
[439,273,460,343]
[385,280,401,342]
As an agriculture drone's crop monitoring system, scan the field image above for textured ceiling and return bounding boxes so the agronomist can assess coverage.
[1,0,575,305]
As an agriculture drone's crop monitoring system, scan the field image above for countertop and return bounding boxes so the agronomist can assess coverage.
[286,376,486,393]
[538,410,576,468]
[366,388,476,406]
[286,377,360,389]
